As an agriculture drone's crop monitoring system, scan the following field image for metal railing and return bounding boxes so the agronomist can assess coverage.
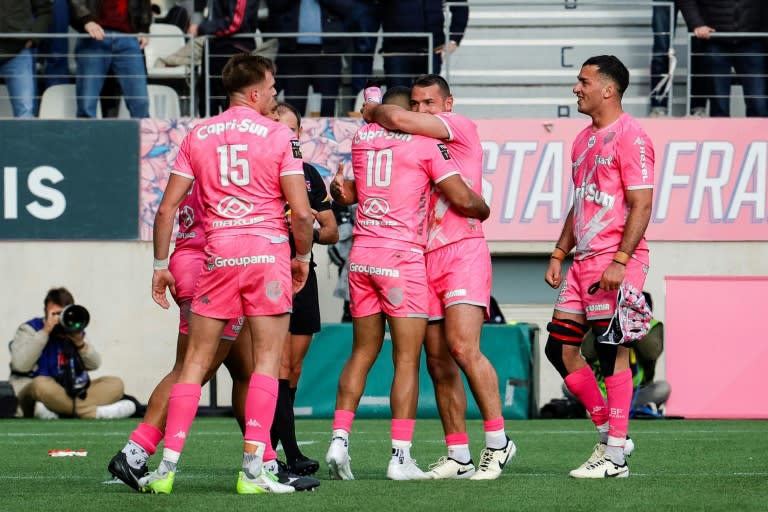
[2,10,766,119]
[686,32,768,117]
[0,31,434,119]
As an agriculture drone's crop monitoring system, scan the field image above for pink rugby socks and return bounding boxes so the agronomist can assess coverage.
[243,373,278,445]
[565,365,609,427]
[163,383,202,454]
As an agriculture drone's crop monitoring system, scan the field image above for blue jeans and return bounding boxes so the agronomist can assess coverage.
[0,48,36,118]
[40,0,72,87]
[650,0,707,111]
[349,0,382,94]
[75,32,149,118]
[705,39,768,117]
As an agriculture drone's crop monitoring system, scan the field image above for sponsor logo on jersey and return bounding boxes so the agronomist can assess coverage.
[437,143,452,160]
[196,119,269,140]
[349,263,400,278]
[216,195,254,219]
[291,139,303,158]
[587,135,596,148]
[354,127,412,143]
[575,183,615,208]
[586,303,611,313]
[361,197,390,219]
[594,155,614,166]
[180,205,195,229]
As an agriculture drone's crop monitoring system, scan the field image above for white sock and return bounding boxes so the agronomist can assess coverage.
[391,440,411,463]
[597,422,609,444]
[242,441,265,476]
[157,449,179,475]
[447,443,471,464]
[606,436,625,465]
[484,429,507,450]
[122,440,148,469]
[262,459,279,473]
[332,428,349,442]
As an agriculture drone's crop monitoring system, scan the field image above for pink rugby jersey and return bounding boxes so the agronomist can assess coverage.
[351,123,459,251]
[174,181,205,252]
[426,111,486,252]
[571,112,655,261]
[172,106,305,240]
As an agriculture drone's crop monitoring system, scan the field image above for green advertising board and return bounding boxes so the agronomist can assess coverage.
[295,323,536,419]
[0,120,139,239]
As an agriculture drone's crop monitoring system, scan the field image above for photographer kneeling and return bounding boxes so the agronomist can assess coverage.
[9,287,135,419]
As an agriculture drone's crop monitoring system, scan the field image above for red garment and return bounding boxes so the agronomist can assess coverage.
[98,0,134,33]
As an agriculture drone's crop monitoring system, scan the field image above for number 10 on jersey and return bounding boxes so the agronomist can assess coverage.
[365,148,393,187]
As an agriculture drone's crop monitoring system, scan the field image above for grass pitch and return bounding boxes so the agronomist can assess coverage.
[1,417,766,511]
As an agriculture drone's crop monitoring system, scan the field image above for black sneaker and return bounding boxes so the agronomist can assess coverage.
[276,460,320,491]
[288,455,320,476]
[107,451,146,491]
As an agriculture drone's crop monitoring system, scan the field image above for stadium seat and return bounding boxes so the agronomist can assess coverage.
[0,85,14,118]
[38,83,101,119]
[118,84,182,119]
[144,23,188,79]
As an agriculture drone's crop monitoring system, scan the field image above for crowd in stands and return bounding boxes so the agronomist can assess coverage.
[0,0,766,119]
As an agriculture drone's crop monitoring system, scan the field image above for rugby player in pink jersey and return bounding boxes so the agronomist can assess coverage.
[326,86,490,481]
[140,54,314,495]
[362,75,515,480]
[107,179,320,492]
[544,55,654,478]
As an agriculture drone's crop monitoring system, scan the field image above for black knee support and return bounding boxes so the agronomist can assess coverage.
[545,318,588,378]
[592,319,619,376]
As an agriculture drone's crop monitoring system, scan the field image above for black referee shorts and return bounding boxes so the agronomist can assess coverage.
[289,265,321,335]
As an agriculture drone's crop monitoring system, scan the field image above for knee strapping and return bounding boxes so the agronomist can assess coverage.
[545,318,588,378]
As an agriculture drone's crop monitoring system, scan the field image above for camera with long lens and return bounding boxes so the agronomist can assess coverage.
[59,305,90,332]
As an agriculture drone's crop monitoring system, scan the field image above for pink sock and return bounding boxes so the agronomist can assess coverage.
[483,417,505,432]
[445,432,469,447]
[565,365,608,426]
[163,383,201,453]
[129,422,164,456]
[605,369,633,441]
[243,373,278,444]
[391,418,416,443]
[332,409,355,433]
[264,444,277,463]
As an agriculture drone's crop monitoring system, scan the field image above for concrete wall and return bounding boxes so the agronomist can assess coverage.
[490,240,768,410]
[0,242,344,407]
[2,240,765,412]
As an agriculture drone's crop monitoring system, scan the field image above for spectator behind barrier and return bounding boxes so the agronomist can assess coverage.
[69,0,152,118]
[266,0,353,117]
[677,0,768,117]
[379,0,468,87]
[0,0,53,118]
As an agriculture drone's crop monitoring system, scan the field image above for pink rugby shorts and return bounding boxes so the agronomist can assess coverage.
[191,234,292,319]
[554,251,649,321]
[348,245,428,318]
[169,248,244,340]
[426,238,491,321]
